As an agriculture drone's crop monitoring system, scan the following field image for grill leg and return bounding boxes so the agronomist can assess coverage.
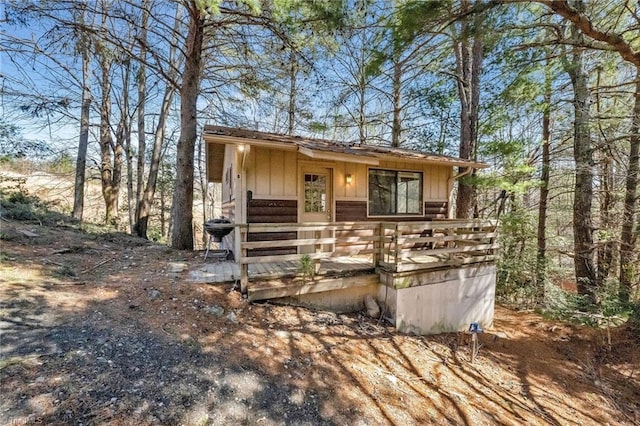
[204,234,212,260]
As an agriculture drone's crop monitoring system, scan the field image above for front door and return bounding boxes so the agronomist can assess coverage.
[300,167,333,254]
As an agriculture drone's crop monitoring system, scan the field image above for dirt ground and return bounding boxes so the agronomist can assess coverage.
[1,218,639,425]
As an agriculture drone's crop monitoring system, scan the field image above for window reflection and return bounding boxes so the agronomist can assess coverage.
[304,173,326,213]
[369,169,422,215]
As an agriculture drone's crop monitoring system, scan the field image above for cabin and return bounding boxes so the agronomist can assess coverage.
[202,125,498,334]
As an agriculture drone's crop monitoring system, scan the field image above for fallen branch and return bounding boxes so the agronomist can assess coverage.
[51,248,73,254]
[81,258,113,274]
[44,282,87,287]
[43,258,67,267]
[20,229,40,238]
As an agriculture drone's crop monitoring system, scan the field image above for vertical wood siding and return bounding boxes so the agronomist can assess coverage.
[221,144,238,203]
[245,147,297,198]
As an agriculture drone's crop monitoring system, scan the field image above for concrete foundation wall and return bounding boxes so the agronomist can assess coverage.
[378,264,496,335]
[270,263,496,335]
[273,283,380,313]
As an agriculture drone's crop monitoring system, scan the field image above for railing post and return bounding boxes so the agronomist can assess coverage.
[240,226,248,295]
[393,224,401,271]
[447,223,455,262]
[373,222,380,268]
[314,229,321,274]
[488,220,497,256]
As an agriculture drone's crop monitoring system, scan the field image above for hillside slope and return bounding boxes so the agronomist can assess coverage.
[1,218,639,425]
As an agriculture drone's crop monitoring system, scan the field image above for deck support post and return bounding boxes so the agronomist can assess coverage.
[393,224,401,272]
[240,226,248,295]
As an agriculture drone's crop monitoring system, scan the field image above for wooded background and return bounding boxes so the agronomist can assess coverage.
[1,0,639,318]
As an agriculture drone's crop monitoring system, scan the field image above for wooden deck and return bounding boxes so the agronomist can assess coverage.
[195,220,498,301]
[190,255,374,284]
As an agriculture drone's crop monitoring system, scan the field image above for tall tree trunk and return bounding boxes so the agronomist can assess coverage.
[595,67,614,287]
[197,135,208,247]
[134,3,180,239]
[288,51,297,135]
[135,0,149,234]
[536,57,552,295]
[135,84,175,238]
[73,17,91,221]
[620,68,640,303]
[112,126,124,228]
[119,62,135,232]
[126,128,135,231]
[98,50,118,225]
[391,59,402,148]
[454,0,483,218]
[171,1,204,250]
[357,27,367,145]
[563,2,597,302]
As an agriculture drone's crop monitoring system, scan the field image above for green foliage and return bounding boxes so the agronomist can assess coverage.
[147,227,166,243]
[196,0,260,16]
[542,279,640,333]
[392,0,450,47]
[479,136,539,196]
[0,118,52,159]
[53,264,76,278]
[46,152,75,174]
[495,208,539,307]
[629,303,640,333]
[597,279,630,318]
[0,185,71,224]
[542,278,632,329]
[299,254,314,281]
[1,189,42,221]
[365,0,450,78]
[308,121,329,134]
[273,0,345,29]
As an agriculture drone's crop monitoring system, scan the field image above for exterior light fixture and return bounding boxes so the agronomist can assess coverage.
[237,144,245,152]
[346,174,353,185]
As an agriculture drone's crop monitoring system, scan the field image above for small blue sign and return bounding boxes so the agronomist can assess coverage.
[468,322,483,333]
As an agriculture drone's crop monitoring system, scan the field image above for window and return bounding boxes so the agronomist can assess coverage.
[369,169,422,215]
[304,173,327,213]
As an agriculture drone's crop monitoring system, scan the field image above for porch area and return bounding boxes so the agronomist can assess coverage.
[196,219,498,299]
[193,219,498,332]
[190,256,376,302]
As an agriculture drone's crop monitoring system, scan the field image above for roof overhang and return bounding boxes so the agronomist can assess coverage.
[297,146,380,165]
[206,140,226,183]
[203,125,488,183]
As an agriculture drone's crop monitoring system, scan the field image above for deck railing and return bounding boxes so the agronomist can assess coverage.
[238,222,380,293]
[204,219,499,293]
[379,219,499,273]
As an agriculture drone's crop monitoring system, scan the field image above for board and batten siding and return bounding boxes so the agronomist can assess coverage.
[244,147,298,256]
[333,162,369,200]
[221,144,238,203]
[222,144,453,258]
[244,147,297,199]
[243,147,451,205]
[332,160,450,201]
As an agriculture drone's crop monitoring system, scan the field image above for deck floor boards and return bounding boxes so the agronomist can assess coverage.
[190,256,375,284]
[190,253,494,301]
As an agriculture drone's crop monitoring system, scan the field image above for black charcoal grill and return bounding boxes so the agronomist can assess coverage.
[204,218,233,259]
